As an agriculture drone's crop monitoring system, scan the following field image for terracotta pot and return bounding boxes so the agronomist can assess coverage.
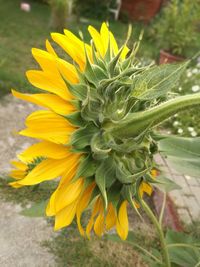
[121,0,163,23]
[159,50,185,65]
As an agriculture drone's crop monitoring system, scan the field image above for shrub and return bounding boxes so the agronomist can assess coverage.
[151,0,200,57]
[74,0,111,20]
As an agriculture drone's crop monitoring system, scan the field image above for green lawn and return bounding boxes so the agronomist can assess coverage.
[0,0,156,98]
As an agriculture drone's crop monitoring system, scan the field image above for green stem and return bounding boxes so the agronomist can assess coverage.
[108,93,200,138]
[159,192,167,225]
[141,199,171,267]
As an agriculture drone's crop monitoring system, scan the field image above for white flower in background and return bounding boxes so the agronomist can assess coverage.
[191,131,197,137]
[187,71,192,77]
[177,128,183,134]
[20,2,31,12]
[197,62,200,68]
[192,68,198,74]
[192,85,200,92]
[188,127,194,132]
[173,121,180,126]
[174,114,178,118]
[178,87,182,92]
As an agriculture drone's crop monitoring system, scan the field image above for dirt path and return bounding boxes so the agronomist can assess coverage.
[0,94,56,267]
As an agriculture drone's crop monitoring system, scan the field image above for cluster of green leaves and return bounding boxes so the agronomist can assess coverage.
[151,0,200,57]
[63,29,197,215]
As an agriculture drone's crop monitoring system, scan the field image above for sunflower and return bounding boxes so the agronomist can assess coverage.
[10,22,165,240]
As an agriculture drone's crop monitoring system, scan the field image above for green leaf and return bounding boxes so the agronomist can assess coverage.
[95,166,107,209]
[158,136,200,177]
[67,83,88,101]
[70,123,98,150]
[166,230,200,267]
[73,155,97,180]
[20,200,48,217]
[132,62,188,100]
[95,158,116,209]
[65,112,85,127]
[154,175,181,192]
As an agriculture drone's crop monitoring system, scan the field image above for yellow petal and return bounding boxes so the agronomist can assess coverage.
[10,161,27,171]
[94,212,105,237]
[76,183,96,236]
[55,178,84,213]
[26,70,72,101]
[46,154,81,215]
[56,58,79,84]
[46,39,57,57]
[12,90,75,116]
[109,32,119,56]
[100,22,110,53]
[51,33,86,71]
[54,200,78,230]
[32,48,58,73]
[100,22,109,55]
[139,182,153,197]
[64,29,92,63]
[116,201,129,240]
[88,25,105,57]
[151,169,158,179]
[20,110,75,144]
[9,181,25,188]
[46,190,57,216]
[9,170,27,180]
[18,141,72,162]
[18,158,72,185]
[121,46,129,60]
[86,196,102,239]
[105,203,117,230]
[59,156,80,186]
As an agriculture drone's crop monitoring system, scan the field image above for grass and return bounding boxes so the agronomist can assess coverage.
[0,0,155,98]
[42,226,148,267]
[0,177,57,206]
[0,0,52,97]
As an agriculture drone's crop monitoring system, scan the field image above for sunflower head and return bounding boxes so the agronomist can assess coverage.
[10,22,186,240]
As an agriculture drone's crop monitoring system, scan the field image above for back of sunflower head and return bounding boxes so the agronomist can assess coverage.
[9,22,200,240]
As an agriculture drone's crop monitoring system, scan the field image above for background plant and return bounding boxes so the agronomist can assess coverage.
[49,0,69,31]
[163,59,200,137]
[151,0,200,57]
[74,0,111,20]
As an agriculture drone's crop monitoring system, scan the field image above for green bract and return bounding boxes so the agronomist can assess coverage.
[66,39,199,208]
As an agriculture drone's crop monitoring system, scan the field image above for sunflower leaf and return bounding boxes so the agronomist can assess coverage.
[70,123,99,149]
[73,155,97,180]
[158,136,200,178]
[132,62,188,100]
[95,159,116,209]
[166,230,200,267]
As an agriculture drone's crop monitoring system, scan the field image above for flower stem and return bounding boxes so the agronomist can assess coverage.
[140,199,171,267]
[159,192,167,225]
[108,93,200,138]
